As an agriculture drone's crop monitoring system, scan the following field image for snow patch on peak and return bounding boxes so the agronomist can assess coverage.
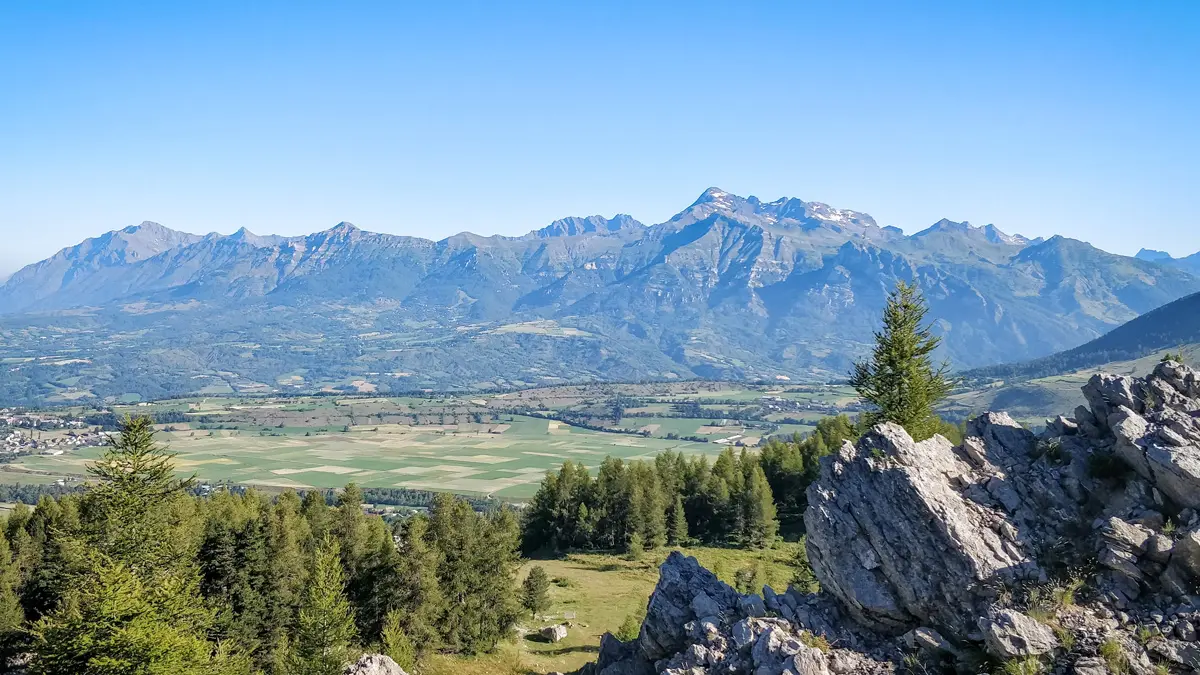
[982,224,1029,246]
[691,187,736,207]
[914,219,1028,246]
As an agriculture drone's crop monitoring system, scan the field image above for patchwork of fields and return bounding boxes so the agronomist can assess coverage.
[1,380,860,499]
[7,415,735,498]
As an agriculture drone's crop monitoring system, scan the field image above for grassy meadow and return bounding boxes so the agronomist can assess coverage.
[423,543,802,675]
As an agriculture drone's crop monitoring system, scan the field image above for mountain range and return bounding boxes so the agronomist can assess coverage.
[2,188,1199,405]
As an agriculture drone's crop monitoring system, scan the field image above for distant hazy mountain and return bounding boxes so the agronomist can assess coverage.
[2,188,1198,405]
[1136,247,1200,275]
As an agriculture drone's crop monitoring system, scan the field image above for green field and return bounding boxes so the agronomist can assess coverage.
[8,415,730,498]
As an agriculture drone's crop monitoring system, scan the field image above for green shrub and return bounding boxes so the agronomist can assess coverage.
[615,612,642,642]
[799,630,830,653]
[1100,638,1129,675]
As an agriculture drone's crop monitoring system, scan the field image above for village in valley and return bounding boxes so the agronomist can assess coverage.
[1,410,107,455]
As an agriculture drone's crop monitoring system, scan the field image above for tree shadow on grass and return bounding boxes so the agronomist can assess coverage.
[522,639,600,658]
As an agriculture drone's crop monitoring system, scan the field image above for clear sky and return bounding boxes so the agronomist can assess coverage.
[2,1,1198,275]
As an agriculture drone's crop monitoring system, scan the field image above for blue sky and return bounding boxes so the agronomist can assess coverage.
[2,1,1198,275]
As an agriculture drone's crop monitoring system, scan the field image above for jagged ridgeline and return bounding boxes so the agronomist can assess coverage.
[3,189,1200,405]
[579,360,1200,675]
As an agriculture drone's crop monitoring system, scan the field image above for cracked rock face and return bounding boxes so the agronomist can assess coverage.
[1088,362,1200,509]
[804,423,1042,637]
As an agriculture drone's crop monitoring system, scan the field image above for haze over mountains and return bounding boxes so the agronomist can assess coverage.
[1136,248,1200,276]
[2,188,1199,405]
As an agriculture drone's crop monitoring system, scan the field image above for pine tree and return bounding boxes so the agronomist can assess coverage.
[290,536,357,675]
[393,516,442,654]
[476,508,521,651]
[668,494,688,546]
[740,462,779,549]
[300,490,330,548]
[262,492,309,668]
[520,566,551,618]
[427,494,520,654]
[380,609,415,671]
[79,416,195,569]
[634,462,667,550]
[626,531,644,560]
[0,534,24,636]
[19,496,81,621]
[29,553,247,675]
[850,281,954,441]
[791,537,819,593]
[334,483,370,580]
[615,611,642,642]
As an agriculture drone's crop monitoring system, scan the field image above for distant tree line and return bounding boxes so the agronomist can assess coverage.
[0,484,84,505]
[523,414,859,552]
[318,486,496,512]
[522,447,779,554]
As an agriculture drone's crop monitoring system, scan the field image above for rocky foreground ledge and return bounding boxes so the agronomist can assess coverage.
[578,361,1200,675]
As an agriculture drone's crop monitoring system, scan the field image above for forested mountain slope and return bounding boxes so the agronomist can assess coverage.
[962,289,1200,385]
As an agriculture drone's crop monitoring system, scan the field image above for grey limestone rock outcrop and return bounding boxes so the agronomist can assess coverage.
[1085,361,1200,509]
[578,552,897,675]
[804,422,1041,638]
[577,361,1200,675]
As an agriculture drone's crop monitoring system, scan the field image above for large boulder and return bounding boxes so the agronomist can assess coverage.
[979,609,1059,659]
[961,412,1092,548]
[805,423,1041,637]
[541,623,569,643]
[343,654,408,675]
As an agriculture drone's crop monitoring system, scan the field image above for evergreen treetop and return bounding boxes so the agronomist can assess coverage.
[850,281,954,441]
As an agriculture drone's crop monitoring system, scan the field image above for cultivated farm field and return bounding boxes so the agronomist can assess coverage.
[6,415,731,498]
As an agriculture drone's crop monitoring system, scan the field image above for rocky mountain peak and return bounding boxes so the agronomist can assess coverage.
[692,187,738,207]
[328,221,359,234]
[122,220,168,234]
[226,227,283,248]
[1137,248,1175,262]
[914,219,1029,246]
[307,221,363,244]
[982,223,1030,245]
[532,214,645,239]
